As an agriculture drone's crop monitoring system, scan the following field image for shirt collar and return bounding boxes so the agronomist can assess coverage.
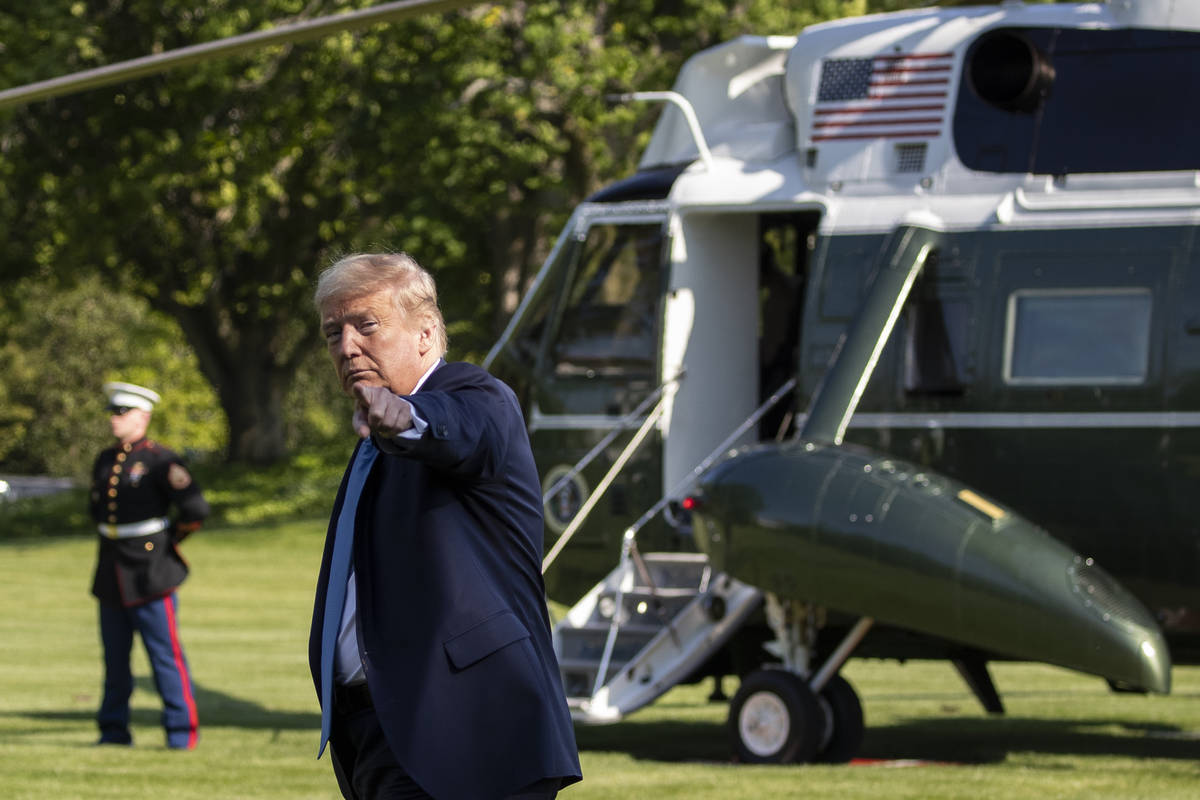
[411,358,443,394]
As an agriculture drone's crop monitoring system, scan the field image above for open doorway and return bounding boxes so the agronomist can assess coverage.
[758,211,821,441]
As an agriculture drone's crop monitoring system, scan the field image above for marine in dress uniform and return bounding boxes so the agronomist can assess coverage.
[89,382,209,749]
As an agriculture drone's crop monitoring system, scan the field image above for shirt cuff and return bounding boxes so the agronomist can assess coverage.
[396,402,428,441]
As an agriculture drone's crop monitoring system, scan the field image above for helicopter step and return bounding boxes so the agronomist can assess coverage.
[553,552,762,724]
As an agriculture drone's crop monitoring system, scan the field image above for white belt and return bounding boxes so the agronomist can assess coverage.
[98,517,170,539]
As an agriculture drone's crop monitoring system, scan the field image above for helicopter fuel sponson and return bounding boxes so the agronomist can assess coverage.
[484,1,1200,764]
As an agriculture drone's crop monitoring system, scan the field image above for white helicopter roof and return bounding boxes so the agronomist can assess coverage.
[636,1,1200,233]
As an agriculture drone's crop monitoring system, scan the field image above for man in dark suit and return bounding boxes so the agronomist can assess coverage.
[310,252,581,799]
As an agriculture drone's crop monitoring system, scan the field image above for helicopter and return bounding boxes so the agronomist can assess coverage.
[4,0,1198,768]
[480,0,1200,764]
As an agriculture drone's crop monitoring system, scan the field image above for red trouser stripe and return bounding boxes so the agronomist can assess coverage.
[163,594,199,748]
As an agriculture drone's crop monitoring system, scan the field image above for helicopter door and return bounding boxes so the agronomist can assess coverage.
[661,210,823,492]
[526,216,670,598]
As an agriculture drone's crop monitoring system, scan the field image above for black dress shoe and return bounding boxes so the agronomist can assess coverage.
[96,736,132,746]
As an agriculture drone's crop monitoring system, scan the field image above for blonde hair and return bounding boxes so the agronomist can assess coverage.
[314,252,448,356]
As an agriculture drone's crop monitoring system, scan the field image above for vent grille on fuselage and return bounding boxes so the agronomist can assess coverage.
[894,142,927,173]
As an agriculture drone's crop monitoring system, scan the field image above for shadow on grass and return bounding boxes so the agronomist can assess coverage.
[3,677,318,734]
[575,719,731,763]
[187,679,319,730]
[574,715,1200,765]
[859,716,1200,763]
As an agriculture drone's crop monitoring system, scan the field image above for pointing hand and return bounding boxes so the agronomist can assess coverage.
[352,384,414,440]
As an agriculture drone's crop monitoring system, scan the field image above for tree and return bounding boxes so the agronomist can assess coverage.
[0,274,225,477]
[0,0,925,465]
[1,1,470,462]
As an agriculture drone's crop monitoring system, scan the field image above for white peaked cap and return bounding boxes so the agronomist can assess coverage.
[103,381,161,412]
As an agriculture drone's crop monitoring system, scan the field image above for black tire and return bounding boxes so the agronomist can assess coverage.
[728,669,822,764]
[815,673,864,763]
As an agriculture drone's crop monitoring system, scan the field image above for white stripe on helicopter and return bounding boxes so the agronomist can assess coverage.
[529,411,1200,432]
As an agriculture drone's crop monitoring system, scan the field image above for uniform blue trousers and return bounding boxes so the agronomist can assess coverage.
[97,591,199,749]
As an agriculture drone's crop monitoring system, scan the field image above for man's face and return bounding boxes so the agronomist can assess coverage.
[110,407,150,445]
[321,288,434,397]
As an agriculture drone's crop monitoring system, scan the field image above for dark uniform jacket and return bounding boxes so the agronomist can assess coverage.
[89,438,209,607]
[308,362,582,800]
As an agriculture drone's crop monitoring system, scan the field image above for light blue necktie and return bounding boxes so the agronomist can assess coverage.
[318,437,378,757]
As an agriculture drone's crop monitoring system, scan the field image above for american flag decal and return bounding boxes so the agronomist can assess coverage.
[812,52,954,142]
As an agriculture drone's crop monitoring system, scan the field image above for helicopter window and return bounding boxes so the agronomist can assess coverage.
[552,223,664,373]
[1005,288,1152,384]
[904,295,969,395]
[507,241,574,364]
[817,237,881,321]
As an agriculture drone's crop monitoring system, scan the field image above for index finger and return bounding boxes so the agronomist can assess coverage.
[352,382,379,406]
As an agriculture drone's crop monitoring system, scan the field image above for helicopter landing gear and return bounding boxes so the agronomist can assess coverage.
[814,673,864,763]
[729,669,821,763]
[728,669,865,764]
[728,597,871,764]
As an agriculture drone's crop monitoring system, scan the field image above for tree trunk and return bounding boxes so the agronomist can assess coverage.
[217,362,291,464]
[169,301,313,465]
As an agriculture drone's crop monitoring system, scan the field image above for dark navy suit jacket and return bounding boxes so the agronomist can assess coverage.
[309,362,581,799]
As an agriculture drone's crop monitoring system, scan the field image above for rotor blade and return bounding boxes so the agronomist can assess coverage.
[0,0,480,111]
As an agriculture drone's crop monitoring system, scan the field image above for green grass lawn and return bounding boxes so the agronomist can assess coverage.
[2,521,1198,799]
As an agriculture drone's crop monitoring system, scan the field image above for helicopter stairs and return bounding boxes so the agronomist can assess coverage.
[553,551,763,723]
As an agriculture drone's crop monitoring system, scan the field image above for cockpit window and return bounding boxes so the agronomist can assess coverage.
[506,241,575,364]
[552,223,665,373]
[1004,288,1152,384]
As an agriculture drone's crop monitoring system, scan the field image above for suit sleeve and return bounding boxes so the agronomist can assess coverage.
[377,379,519,482]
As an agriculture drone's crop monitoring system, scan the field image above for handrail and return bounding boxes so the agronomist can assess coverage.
[592,529,639,694]
[607,91,714,171]
[542,394,670,574]
[1013,185,1200,212]
[541,370,685,505]
[624,375,798,540]
[590,376,799,694]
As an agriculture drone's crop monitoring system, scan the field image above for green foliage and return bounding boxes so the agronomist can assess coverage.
[189,440,353,526]
[1,1,387,462]
[0,488,93,539]
[280,345,348,448]
[0,0,935,467]
[0,273,225,477]
[0,439,355,539]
